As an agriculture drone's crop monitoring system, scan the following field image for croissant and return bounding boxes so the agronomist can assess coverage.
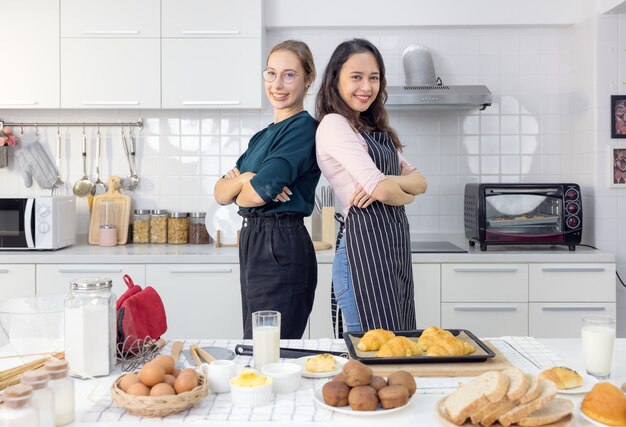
[356,329,396,352]
[417,326,454,351]
[425,336,475,356]
[375,336,422,358]
[538,366,583,390]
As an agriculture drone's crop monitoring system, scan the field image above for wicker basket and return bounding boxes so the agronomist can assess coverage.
[111,372,209,417]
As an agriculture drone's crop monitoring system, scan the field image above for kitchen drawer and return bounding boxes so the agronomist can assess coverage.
[442,302,528,337]
[529,264,615,302]
[146,264,242,339]
[36,264,144,297]
[529,303,617,338]
[162,0,262,38]
[442,264,528,302]
[61,0,160,38]
[414,264,441,328]
[0,265,36,300]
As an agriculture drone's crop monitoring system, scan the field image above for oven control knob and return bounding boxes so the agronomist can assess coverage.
[566,216,580,228]
[565,188,578,200]
[38,205,51,217]
[38,222,50,233]
[566,203,579,214]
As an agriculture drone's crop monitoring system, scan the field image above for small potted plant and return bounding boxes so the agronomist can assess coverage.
[0,126,19,168]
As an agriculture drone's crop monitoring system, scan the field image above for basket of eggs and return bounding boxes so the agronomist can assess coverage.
[111,355,209,417]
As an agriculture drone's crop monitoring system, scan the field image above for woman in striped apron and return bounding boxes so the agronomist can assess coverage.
[316,39,428,333]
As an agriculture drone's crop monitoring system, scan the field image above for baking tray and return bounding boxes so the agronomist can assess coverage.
[343,329,495,364]
[487,215,559,227]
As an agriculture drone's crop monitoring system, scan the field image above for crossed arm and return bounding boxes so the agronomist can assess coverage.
[214,168,290,208]
[351,169,428,209]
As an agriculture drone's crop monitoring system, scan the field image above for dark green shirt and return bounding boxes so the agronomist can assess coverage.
[236,110,320,215]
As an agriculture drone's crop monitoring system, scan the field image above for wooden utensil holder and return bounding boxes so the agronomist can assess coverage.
[321,206,335,248]
[215,229,240,248]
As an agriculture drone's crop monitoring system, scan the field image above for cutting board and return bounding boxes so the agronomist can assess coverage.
[88,176,131,245]
[369,341,514,377]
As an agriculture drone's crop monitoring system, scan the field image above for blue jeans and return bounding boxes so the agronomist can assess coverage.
[332,236,362,332]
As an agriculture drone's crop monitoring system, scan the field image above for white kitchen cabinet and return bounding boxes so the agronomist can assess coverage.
[0,265,36,300]
[36,264,144,297]
[309,264,333,339]
[414,264,441,328]
[162,0,262,38]
[60,0,159,38]
[60,38,160,109]
[529,264,616,302]
[442,302,528,337]
[145,264,242,339]
[529,303,617,338]
[0,0,59,108]
[442,264,528,302]
[162,38,262,109]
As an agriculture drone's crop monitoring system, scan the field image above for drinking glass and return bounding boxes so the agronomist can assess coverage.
[581,315,615,379]
[252,311,280,369]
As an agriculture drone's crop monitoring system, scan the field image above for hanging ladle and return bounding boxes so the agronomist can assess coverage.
[122,127,139,191]
[73,126,95,197]
[91,126,107,195]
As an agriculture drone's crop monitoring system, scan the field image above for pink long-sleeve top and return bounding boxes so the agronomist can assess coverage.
[315,113,418,217]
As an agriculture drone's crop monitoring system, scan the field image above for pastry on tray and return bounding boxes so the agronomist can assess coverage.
[356,329,396,351]
[375,336,422,357]
[537,367,582,390]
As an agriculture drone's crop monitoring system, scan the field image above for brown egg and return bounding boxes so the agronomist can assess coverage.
[139,363,165,387]
[150,382,176,396]
[163,374,176,387]
[152,355,175,375]
[126,383,150,396]
[172,368,181,378]
[174,373,198,394]
[119,373,141,392]
[180,368,199,380]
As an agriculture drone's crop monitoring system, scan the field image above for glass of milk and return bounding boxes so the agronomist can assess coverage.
[252,311,281,370]
[581,315,615,379]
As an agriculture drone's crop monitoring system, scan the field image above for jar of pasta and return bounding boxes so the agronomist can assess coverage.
[132,210,150,244]
[168,212,189,244]
[188,212,211,244]
[150,210,168,243]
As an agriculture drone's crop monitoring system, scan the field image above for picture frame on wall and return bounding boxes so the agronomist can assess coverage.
[610,143,626,187]
[611,95,626,138]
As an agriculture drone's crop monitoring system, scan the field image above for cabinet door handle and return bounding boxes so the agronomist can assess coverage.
[0,101,38,105]
[453,267,518,273]
[182,101,241,106]
[58,268,123,274]
[81,30,140,35]
[82,101,140,106]
[454,306,518,312]
[541,267,605,273]
[168,268,233,274]
[181,30,240,35]
[542,306,606,312]
[0,269,9,274]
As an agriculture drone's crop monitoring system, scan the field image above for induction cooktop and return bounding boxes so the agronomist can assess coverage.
[410,241,467,253]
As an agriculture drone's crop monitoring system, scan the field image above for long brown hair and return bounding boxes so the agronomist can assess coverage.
[315,38,402,150]
[268,40,316,87]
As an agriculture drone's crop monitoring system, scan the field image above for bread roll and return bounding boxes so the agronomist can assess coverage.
[581,382,626,426]
[538,366,582,390]
[304,353,336,373]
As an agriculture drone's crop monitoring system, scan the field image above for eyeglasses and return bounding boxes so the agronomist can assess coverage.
[262,69,307,84]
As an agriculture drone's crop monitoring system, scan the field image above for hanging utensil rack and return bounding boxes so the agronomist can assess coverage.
[0,119,143,130]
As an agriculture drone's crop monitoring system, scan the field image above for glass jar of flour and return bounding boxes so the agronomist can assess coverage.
[64,278,117,378]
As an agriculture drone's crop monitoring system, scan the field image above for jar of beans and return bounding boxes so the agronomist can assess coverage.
[188,212,211,244]
[168,212,189,244]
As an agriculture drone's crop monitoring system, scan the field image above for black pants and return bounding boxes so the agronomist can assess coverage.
[239,212,317,339]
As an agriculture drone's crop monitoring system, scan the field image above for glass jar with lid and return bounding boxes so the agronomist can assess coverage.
[20,369,54,427]
[43,360,75,426]
[132,210,150,244]
[64,277,116,378]
[0,384,38,427]
[168,212,189,244]
[188,212,211,244]
[150,210,168,243]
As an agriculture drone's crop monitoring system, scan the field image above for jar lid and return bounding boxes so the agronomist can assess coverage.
[44,359,68,372]
[169,212,188,218]
[151,209,168,215]
[134,209,151,215]
[189,212,207,218]
[70,277,113,291]
[4,384,32,399]
[21,369,49,388]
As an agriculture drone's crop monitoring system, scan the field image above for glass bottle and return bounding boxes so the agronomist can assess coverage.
[132,209,151,244]
[0,384,38,427]
[188,212,210,244]
[150,209,168,243]
[99,200,117,247]
[44,360,75,426]
[64,277,116,378]
[20,369,55,427]
[168,212,189,244]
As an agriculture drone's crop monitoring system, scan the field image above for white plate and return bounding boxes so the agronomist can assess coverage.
[557,374,598,395]
[579,404,612,427]
[294,355,348,378]
[205,200,241,244]
[314,387,414,416]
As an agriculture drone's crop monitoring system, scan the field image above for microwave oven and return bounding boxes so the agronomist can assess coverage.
[464,183,582,251]
[0,196,76,250]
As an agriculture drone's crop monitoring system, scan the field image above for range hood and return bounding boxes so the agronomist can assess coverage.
[386,45,492,111]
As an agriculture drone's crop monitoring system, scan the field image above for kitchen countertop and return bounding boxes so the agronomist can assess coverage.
[63,337,624,426]
[0,233,615,264]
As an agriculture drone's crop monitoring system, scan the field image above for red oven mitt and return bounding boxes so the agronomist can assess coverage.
[116,274,167,352]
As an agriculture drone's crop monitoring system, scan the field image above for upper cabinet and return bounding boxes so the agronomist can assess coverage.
[0,0,60,108]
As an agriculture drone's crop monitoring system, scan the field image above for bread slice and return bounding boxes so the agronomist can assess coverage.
[480,398,517,427]
[471,368,528,425]
[519,374,542,404]
[504,368,530,401]
[517,398,574,426]
[444,371,509,425]
[498,379,557,427]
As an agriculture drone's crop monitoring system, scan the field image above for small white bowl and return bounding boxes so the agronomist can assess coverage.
[230,373,274,407]
[261,363,302,394]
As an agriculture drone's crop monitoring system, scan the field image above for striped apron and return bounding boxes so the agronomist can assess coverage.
[344,131,416,331]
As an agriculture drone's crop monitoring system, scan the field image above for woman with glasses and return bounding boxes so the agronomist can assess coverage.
[214,40,320,339]
[316,39,427,334]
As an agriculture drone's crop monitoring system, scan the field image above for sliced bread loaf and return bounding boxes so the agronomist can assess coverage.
[444,371,509,425]
[498,379,558,427]
[480,398,517,427]
[504,368,530,401]
[471,368,528,425]
[517,398,574,427]
[519,374,542,404]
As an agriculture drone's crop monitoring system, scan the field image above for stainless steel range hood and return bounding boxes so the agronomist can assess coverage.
[386,44,492,111]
